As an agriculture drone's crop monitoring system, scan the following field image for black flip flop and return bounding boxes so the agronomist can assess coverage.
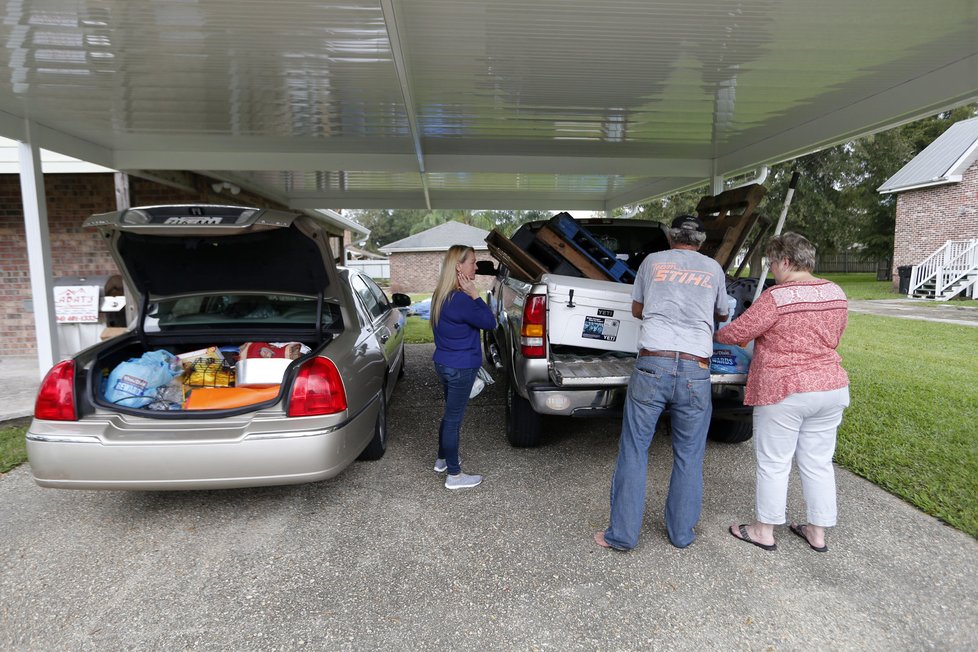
[790,523,828,552]
[729,524,776,551]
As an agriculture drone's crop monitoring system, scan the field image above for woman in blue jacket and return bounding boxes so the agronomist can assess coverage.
[430,244,497,490]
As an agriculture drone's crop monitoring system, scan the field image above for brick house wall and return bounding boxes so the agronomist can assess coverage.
[0,173,306,357]
[389,250,495,294]
[892,160,978,287]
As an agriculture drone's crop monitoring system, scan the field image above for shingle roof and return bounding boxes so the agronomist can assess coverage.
[878,116,978,194]
[380,221,490,253]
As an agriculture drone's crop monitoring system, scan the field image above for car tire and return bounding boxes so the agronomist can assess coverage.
[358,390,388,460]
[707,418,753,444]
[504,373,542,447]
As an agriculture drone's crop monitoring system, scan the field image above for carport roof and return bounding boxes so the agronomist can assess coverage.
[1,0,977,211]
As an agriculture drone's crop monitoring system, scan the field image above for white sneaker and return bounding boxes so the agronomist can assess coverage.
[445,472,482,490]
[433,457,461,473]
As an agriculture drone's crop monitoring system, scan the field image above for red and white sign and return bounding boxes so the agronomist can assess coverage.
[54,285,99,323]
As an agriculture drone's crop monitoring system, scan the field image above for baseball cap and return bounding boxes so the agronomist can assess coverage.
[670,214,705,233]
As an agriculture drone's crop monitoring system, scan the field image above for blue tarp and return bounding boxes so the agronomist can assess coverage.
[409,298,431,320]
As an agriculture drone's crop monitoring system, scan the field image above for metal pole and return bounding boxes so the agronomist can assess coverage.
[752,169,800,303]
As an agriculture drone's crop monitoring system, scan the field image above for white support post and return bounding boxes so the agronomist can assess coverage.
[711,174,724,197]
[19,122,60,375]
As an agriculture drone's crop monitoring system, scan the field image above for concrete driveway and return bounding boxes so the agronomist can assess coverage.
[1,343,976,650]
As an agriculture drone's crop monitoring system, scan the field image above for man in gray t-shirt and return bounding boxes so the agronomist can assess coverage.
[595,214,729,552]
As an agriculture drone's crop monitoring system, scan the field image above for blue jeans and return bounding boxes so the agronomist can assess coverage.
[434,363,478,475]
[604,354,713,550]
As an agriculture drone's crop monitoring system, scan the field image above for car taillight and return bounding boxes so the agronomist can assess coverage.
[520,294,547,358]
[287,357,348,417]
[34,360,78,421]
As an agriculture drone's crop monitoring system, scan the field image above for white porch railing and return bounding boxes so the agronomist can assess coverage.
[908,239,978,300]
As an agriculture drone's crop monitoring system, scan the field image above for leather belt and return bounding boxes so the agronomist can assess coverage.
[638,349,709,365]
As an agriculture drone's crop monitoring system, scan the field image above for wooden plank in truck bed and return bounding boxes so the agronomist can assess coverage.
[485,229,549,282]
[696,183,769,270]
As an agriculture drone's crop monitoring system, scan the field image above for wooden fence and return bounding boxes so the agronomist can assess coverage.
[814,254,891,279]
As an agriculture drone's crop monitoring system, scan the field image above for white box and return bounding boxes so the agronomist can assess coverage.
[235,358,293,387]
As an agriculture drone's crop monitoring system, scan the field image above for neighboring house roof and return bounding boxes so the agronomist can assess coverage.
[380,221,490,253]
[879,116,978,194]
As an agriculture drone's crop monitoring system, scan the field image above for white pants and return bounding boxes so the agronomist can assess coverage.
[752,387,850,527]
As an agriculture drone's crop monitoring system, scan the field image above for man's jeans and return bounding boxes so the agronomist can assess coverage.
[605,354,712,550]
[433,363,478,476]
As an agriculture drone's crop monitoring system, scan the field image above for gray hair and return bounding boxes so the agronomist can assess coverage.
[765,232,816,272]
[668,227,707,247]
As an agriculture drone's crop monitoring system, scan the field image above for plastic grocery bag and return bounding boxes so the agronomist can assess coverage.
[104,350,182,408]
[469,367,495,399]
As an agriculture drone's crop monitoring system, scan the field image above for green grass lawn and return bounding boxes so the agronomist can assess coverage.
[821,272,902,300]
[403,293,435,344]
[837,314,978,538]
[0,419,29,474]
[404,316,434,343]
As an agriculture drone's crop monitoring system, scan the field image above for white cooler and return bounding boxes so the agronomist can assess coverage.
[543,274,640,354]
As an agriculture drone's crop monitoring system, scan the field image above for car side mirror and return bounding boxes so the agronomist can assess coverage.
[391,293,412,308]
[475,260,497,276]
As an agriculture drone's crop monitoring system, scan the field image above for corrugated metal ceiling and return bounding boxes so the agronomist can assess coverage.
[0,0,976,210]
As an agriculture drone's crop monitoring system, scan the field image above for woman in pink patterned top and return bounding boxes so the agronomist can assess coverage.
[717,233,850,553]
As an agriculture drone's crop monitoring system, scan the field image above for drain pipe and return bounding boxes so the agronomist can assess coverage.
[752,169,800,303]
[730,165,769,190]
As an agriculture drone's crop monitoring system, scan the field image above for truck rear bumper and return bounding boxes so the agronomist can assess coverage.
[525,378,749,419]
[526,384,628,417]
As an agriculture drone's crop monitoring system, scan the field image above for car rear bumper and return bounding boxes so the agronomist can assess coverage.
[26,422,367,490]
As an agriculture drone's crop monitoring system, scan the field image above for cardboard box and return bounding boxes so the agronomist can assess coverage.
[236,358,293,387]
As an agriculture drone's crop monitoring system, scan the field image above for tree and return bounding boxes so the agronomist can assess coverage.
[348,208,430,251]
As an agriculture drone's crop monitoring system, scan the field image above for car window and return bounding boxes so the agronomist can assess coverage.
[361,275,392,313]
[148,293,341,331]
[349,274,386,321]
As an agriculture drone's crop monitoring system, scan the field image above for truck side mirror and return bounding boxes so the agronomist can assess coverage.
[475,260,497,276]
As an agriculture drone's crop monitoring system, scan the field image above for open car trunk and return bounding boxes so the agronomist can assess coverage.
[74,205,349,418]
[88,332,328,416]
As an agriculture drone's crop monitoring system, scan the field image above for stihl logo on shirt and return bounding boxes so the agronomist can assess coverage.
[651,263,715,288]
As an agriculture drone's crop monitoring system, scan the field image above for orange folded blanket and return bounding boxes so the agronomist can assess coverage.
[184,385,281,410]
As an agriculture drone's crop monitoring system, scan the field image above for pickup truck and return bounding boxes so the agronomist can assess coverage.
[480,194,768,448]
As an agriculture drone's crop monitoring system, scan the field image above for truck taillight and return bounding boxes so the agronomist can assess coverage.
[287,357,348,417]
[34,360,78,421]
[520,294,547,358]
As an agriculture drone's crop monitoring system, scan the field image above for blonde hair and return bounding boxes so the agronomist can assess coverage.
[431,245,475,326]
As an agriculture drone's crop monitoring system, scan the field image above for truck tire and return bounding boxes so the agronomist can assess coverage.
[483,330,496,367]
[505,375,542,447]
[708,418,753,444]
